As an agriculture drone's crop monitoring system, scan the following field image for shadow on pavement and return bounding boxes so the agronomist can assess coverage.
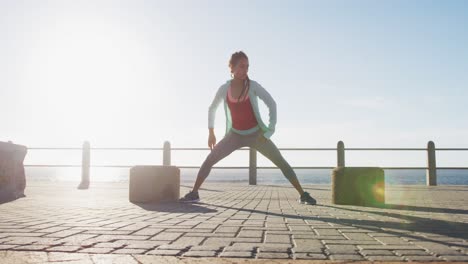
[381,203,468,215]
[180,185,224,192]
[132,201,218,213]
[207,202,468,245]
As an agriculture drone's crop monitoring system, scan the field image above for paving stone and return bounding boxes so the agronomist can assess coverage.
[184,232,236,237]
[83,230,133,235]
[146,249,182,256]
[94,242,125,248]
[292,247,324,254]
[113,248,147,254]
[329,254,365,260]
[441,255,468,261]
[289,225,312,231]
[0,233,46,237]
[46,246,82,252]
[150,232,183,241]
[203,237,261,246]
[358,245,421,250]
[195,224,219,229]
[224,245,257,252]
[14,245,49,251]
[314,229,342,236]
[0,245,17,250]
[183,250,217,257]
[36,226,71,233]
[258,244,292,253]
[375,236,411,245]
[326,244,358,254]
[79,247,114,254]
[56,234,98,243]
[403,255,443,261]
[414,241,465,255]
[294,253,328,260]
[293,238,322,246]
[395,249,432,256]
[44,230,84,238]
[190,245,223,251]
[367,255,405,261]
[156,244,188,250]
[219,251,253,258]
[265,234,291,244]
[4,237,41,245]
[323,239,382,245]
[360,249,396,256]
[256,252,290,259]
[238,230,263,238]
[62,240,97,247]
[294,234,344,239]
[32,238,63,246]
[171,236,205,246]
[342,233,376,241]
[173,229,213,233]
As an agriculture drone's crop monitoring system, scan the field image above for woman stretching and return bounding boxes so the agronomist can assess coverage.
[179,51,316,205]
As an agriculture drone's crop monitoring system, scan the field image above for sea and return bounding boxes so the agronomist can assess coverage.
[25,167,468,185]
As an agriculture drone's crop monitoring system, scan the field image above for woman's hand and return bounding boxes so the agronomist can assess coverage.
[208,132,217,150]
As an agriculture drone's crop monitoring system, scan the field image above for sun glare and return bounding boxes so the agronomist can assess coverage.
[23,17,158,144]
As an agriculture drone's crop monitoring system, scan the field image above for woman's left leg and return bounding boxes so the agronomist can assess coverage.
[252,137,305,195]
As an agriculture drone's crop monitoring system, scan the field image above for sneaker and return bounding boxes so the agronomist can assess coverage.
[300,191,316,205]
[179,191,200,203]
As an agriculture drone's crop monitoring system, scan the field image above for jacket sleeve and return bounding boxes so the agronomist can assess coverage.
[208,85,225,129]
[255,82,277,139]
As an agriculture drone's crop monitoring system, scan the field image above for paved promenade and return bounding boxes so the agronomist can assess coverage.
[0,181,467,263]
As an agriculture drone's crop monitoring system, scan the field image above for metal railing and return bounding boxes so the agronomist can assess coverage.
[25,141,468,189]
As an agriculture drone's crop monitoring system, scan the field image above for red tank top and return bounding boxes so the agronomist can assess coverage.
[227,86,258,130]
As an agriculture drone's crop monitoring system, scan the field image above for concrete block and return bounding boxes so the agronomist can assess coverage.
[332,167,385,206]
[129,166,179,203]
[0,141,27,201]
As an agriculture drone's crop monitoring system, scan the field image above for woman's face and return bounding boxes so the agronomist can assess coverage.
[231,58,249,80]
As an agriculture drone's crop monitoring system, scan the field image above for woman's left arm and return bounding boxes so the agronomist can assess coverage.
[255,82,277,139]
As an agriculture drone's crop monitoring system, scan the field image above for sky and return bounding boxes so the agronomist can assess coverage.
[1,0,468,168]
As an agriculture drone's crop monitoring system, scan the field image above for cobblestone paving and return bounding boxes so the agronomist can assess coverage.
[0,182,467,262]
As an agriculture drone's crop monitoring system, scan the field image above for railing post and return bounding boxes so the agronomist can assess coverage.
[78,141,90,189]
[249,147,257,185]
[337,141,345,167]
[163,141,171,166]
[426,141,437,186]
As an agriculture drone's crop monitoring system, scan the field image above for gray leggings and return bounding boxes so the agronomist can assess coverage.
[198,129,297,181]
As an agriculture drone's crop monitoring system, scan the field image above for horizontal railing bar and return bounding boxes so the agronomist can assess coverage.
[25,165,82,168]
[91,148,164,151]
[26,147,468,151]
[24,164,468,170]
[172,148,339,151]
[176,166,337,169]
[27,148,82,150]
[276,148,337,151]
[27,148,165,151]
[435,167,468,170]
[346,148,426,151]
[436,148,468,151]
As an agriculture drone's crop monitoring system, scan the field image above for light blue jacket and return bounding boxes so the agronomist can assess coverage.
[208,79,277,139]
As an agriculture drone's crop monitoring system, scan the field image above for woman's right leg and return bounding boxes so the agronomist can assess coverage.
[192,132,242,192]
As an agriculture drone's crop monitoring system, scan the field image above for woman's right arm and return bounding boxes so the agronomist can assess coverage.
[207,86,224,150]
[208,128,216,150]
[208,86,224,130]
